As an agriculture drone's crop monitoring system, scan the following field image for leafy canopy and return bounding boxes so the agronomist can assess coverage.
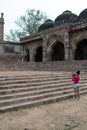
[5,9,48,42]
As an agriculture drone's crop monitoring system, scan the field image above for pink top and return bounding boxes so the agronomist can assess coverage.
[72,75,80,84]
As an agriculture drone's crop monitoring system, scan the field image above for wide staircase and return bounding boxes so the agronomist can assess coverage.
[0,71,87,112]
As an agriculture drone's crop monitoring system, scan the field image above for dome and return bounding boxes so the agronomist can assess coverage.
[79,8,87,20]
[55,10,78,25]
[38,19,54,32]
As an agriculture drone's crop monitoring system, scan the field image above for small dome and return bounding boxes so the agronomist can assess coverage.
[55,10,78,25]
[79,8,87,20]
[38,19,54,32]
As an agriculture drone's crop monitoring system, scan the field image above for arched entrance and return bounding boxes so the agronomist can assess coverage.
[35,46,42,62]
[75,39,87,60]
[51,42,64,61]
[24,49,30,61]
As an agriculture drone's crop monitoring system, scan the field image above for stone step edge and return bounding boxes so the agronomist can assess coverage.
[0,82,87,93]
[0,78,72,85]
[0,89,74,103]
[0,87,86,104]
[0,82,72,92]
[0,79,72,89]
[0,90,86,112]
[0,84,87,99]
[0,74,86,82]
[0,93,74,112]
[0,76,86,86]
[0,77,73,85]
[0,85,74,99]
[0,79,86,89]
[0,73,72,79]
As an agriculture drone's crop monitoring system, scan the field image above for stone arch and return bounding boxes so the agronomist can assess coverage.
[46,34,65,61]
[35,46,42,62]
[47,34,64,51]
[51,42,64,61]
[75,39,87,60]
[24,49,30,61]
[71,34,87,50]
[71,34,87,60]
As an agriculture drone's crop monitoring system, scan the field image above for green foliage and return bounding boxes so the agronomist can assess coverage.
[5,9,48,42]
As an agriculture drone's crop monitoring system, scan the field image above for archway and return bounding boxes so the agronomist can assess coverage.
[51,42,64,61]
[24,49,30,61]
[75,39,87,60]
[35,46,42,62]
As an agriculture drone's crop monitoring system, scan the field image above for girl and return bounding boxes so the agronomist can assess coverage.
[72,71,80,100]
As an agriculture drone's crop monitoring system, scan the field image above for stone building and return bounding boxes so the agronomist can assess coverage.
[20,8,87,62]
[1,9,87,63]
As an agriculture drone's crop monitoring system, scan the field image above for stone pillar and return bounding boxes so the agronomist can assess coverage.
[65,47,70,61]
[72,49,76,60]
[0,13,4,41]
[47,50,52,61]
[43,47,47,62]
[64,28,70,61]
[30,55,34,61]
[21,48,25,62]
[30,49,35,62]
[42,34,48,62]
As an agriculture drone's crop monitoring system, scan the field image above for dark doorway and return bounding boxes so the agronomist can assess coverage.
[35,46,42,62]
[25,49,30,61]
[51,42,64,61]
[75,39,87,60]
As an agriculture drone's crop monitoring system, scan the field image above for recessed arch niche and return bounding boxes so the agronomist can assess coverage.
[51,42,64,61]
[75,39,87,60]
[35,46,42,62]
[24,49,30,61]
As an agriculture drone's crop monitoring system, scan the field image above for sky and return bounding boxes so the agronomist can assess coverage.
[0,0,87,36]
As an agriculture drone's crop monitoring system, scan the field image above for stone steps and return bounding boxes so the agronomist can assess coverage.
[0,73,86,87]
[0,79,86,95]
[0,93,73,112]
[0,71,81,83]
[0,84,87,100]
[0,79,72,89]
[0,71,87,112]
[0,90,87,112]
[0,76,86,91]
[0,77,71,85]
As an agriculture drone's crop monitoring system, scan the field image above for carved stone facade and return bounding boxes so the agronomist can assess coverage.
[1,9,87,62]
[20,9,87,62]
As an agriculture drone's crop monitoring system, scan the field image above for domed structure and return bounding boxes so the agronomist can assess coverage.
[79,8,87,20]
[18,8,87,64]
[38,19,54,32]
[55,10,78,25]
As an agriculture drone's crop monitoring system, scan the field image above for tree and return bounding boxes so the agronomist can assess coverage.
[5,9,48,42]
